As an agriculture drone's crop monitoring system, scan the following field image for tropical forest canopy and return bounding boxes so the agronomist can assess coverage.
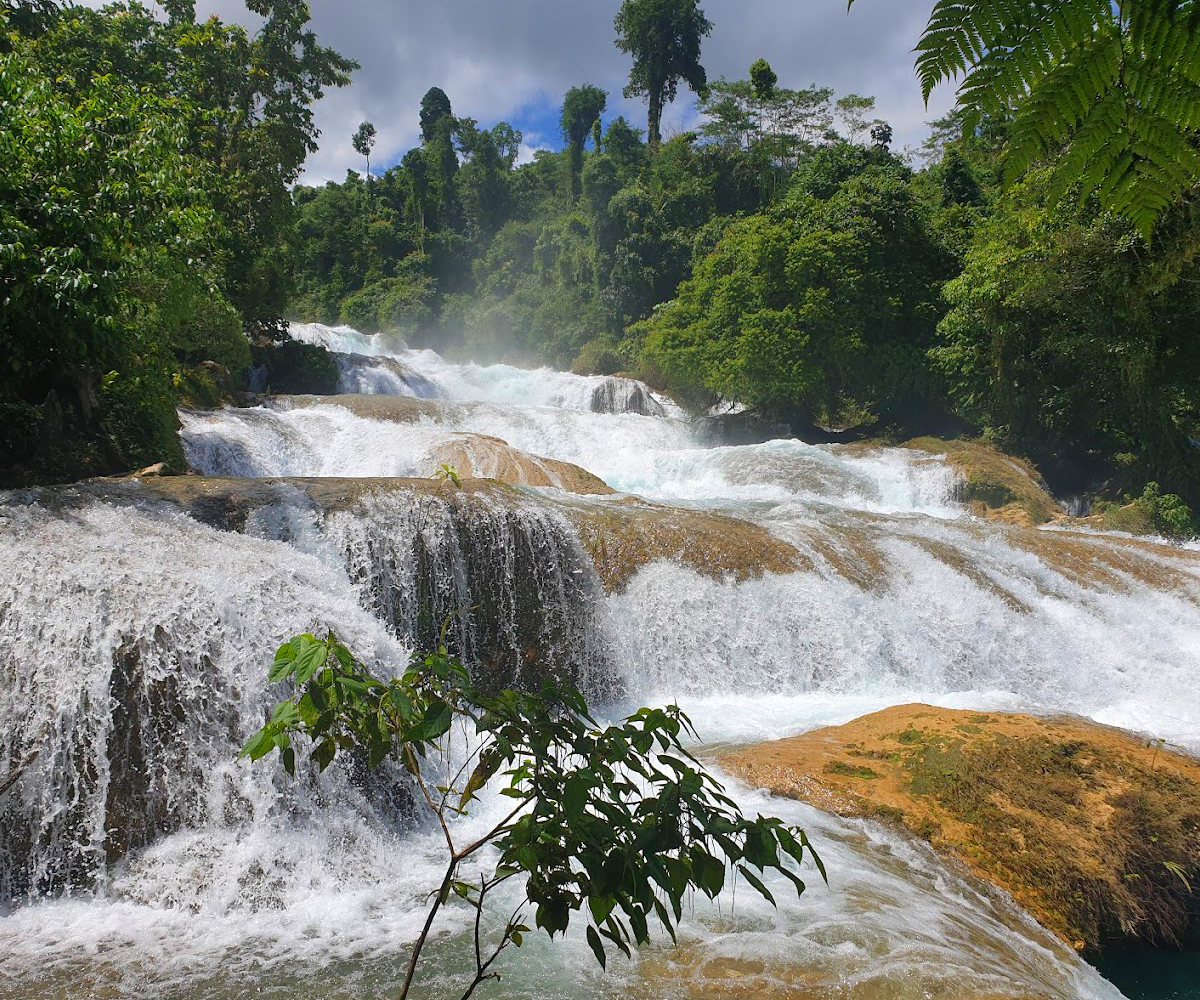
[2,0,1198,527]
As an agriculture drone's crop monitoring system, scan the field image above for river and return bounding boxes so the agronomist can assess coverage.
[2,322,1198,999]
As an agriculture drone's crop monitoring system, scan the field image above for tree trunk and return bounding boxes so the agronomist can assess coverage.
[648,90,663,151]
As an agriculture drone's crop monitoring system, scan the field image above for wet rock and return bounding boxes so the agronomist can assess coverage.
[267,393,444,424]
[693,409,792,447]
[429,434,614,495]
[5,477,616,697]
[564,495,806,593]
[901,437,1060,526]
[335,353,442,398]
[724,705,1200,953]
[588,377,666,418]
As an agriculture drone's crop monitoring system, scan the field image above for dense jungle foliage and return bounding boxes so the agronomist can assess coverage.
[1,0,352,480]
[2,0,1198,527]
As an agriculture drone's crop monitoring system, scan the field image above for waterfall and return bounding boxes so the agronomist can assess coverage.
[0,501,411,902]
[4,322,1192,999]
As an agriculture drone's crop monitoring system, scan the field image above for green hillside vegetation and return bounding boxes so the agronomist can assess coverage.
[2,0,1197,529]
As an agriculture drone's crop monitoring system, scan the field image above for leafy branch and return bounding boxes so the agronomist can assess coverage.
[241,632,824,999]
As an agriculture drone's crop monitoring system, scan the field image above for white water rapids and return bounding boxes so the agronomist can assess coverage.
[3,321,1199,999]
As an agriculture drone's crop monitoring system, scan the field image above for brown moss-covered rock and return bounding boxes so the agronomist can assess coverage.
[903,438,1060,527]
[429,434,614,495]
[723,705,1200,953]
[564,496,807,592]
[267,393,444,424]
[631,946,1050,1000]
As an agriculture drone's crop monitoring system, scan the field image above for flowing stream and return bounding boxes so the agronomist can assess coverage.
[3,322,1200,999]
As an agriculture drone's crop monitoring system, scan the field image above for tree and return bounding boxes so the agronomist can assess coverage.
[835,93,876,144]
[749,57,777,99]
[641,150,949,431]
[561,84,608,201]
[489,122,524,169]
[870,121,893,150]
[0,40,234,478]
[352,120,377,179]
[613,0,713,150]
[242,632,823,1000]
[419,85,453,144]
[936,172,1200,503]
[602,116,648,180]
[850,0,1200,239]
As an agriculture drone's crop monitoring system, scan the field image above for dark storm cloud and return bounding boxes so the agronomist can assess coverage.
[100,1,955,180]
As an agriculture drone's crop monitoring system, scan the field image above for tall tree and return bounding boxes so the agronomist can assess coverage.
[419,86,453,144]
[352,120,377,178]
[561,84,608,201]
[352,120,377,215]
[613,0,713,150]
[835,94,876,145]
[749,57,777,99]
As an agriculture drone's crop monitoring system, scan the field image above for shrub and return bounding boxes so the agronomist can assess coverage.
[570,338,627,376]
[254,341,338,395]
[100,359,186,472]
[1098,483,1197,540]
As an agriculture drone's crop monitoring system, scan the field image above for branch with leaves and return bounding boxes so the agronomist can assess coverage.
[241,632,824,1000]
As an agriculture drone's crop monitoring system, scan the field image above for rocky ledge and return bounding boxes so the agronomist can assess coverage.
[723,705,1200,954]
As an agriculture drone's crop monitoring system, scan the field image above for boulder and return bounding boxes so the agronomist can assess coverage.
[588,377,666,418]
[429,433,614,495]
[902,438,1060,527]
[723,705,1200,953]
[693,408,793,447]
[564,495,806,592]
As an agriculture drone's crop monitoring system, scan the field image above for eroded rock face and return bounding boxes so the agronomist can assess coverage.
[588,377,666,417]
[266,393,444,424]
[8,477,616,696]
[335,353,441,398]
[562,495,805,593]
[692,409,792,447]
[723,705,1200,953]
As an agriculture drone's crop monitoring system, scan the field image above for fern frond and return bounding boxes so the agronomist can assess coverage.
[876,0,1200,238]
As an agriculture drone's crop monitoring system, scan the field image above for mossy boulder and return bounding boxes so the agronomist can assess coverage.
[429,434,615,495]
[724,705,1200,954]
[903,437,1060,526]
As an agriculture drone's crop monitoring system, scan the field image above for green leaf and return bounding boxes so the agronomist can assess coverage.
[563,773,589,821]
[737,864,776,906]
[588,895,616,925]
[586,925,606,969]
[313,739,336,772]
[293,636,328,684]
[269,641,297,682]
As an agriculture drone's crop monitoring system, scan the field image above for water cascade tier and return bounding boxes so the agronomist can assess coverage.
[3,320,1198,1000]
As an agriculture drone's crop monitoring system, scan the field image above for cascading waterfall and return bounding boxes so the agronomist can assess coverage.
[290,320,678,415]
[3,321,1197,999]
[0,501,411,903]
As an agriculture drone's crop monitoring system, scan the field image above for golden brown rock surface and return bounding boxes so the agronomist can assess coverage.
[564,497,806,592]
[723,705,1200,952]
[901,437,1059,527]
[429,433,614,495]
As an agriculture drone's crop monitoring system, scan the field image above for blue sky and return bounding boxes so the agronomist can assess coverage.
[93,1,957,182]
